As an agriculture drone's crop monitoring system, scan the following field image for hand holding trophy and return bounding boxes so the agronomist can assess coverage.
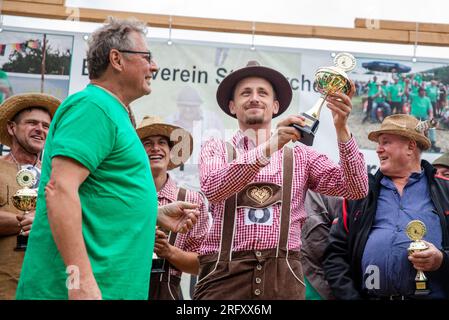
[293,52,356,146]
[12,169,37,251]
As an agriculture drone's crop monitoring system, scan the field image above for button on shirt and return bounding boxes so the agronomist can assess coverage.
[362,171,446,298]
[199,130,368,255]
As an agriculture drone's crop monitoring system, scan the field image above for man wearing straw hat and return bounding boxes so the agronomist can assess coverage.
[137,115,210,300]
[16,17,198,300]
[194,60,368,300]
[0,92,60,299]
[324,114,449,300]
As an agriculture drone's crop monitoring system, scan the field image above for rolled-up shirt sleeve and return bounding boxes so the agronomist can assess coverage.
[306,136,368,200]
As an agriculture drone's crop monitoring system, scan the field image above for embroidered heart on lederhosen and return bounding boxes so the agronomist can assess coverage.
[247,186,273,206]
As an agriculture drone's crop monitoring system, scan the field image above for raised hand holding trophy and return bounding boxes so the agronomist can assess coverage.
[406,220,430,296]
[12,169,37,251]
[293,52,356,146]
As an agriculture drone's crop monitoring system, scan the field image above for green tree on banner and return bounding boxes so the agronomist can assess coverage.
[2,40,71,75]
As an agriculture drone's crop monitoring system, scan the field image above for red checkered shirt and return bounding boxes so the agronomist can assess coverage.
[157,176,210,277]
[199,130,368,255]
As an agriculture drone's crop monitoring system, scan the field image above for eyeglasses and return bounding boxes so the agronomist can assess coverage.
[118,49,153,63]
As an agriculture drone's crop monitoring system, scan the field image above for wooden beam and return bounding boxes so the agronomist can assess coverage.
[2,1,449,47]
[355,18,449,34]
[11,0,65,5]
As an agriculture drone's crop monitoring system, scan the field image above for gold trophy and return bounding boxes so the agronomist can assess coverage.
[12,169,37,251]
[151,226,168,273]
[293,52,356,146]
[406,220,430,296]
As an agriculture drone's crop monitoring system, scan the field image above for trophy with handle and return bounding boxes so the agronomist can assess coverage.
[293,52,356,146]
[406,220,430,296]
[12,169,37,251]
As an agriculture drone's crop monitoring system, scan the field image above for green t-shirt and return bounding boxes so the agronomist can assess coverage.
[410,93,432,120]
[426,85,438,102]
[388,83,403,102]
[367,82,378,97]
[16,84,158,300]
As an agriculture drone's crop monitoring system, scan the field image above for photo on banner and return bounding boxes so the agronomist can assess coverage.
[348,56,449,154]
[0,29,73,102]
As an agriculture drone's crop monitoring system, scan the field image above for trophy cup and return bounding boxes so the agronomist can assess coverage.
[12,169,37,251]
[293,52,356,146]
[151,227,168,274]
[406,220,430,296]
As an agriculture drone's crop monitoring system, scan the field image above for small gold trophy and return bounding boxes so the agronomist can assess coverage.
[293,52,356,146]
[406,220,430,296]
[12,169,37,251]
[151,227,168,273]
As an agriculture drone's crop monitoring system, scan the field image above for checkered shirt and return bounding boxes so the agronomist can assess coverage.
[199,130,368,255]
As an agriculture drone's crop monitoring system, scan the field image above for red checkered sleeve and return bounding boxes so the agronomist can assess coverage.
[305,136,368,199]
[174,190,210,254]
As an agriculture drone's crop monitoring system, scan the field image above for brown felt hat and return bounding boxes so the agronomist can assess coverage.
[368,114,431,150]
[136,115,193,170]
[216,60,292,118]
[0,93,61,147]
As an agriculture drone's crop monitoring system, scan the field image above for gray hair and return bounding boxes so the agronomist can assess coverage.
[86,16,147,79]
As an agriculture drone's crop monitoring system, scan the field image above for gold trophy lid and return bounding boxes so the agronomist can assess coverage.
[16,169,36,188]
[406,220,427,241]
[315,66,349,79]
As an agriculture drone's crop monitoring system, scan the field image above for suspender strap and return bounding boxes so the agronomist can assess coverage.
[278,146,293,252]
[219,142,238,262]
[162,187,188,276]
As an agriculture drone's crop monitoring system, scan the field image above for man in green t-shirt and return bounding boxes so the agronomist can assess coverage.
[410,87,433,120]
[426,80,439,117]
[16,17,199,300]
[363,76,378,123]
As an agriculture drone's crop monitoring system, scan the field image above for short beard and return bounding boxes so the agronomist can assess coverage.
[245,116,264,125]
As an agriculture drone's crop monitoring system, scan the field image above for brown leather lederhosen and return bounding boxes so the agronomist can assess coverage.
[0,159,25,300]
[193,144,305,300]
[149,187,186,300]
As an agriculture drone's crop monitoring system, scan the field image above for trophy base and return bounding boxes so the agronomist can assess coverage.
[414,281,430,296]
[14,234,28,251]
[292,113,320,146]
[151,258,166,274]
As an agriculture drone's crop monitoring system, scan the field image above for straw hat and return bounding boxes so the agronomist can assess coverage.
[216,60,292,118]
[368,114,431,150]
[0,93,61,147]
[136,115,193,170]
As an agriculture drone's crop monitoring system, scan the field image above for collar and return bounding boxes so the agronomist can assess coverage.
[157,175,178,202]
[381,169,425,190]
[90,84,136,128]
[232,129,261,150]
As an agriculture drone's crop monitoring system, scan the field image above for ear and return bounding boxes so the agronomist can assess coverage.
[6,121,15,136]
[229,100,237,115]
[408,139,418,152]
[272,100,280,116]
[109,49,124,72]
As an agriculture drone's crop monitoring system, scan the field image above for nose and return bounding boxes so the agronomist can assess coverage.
[249,91,260,103]
[150,59,159,72]
[376,143,383,154]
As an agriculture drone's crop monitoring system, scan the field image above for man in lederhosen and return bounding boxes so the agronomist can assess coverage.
[137,116,210,300]
[0,93,60,299]
[193,60,368,300]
